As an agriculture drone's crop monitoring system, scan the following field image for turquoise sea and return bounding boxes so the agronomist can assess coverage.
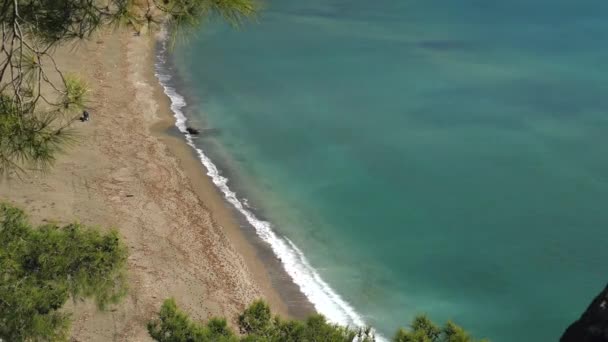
[160,1,608,340]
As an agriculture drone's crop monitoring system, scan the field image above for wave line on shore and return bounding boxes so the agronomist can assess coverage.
[153,38,382,338]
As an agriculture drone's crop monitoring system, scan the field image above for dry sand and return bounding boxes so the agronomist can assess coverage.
[0,29,311,341]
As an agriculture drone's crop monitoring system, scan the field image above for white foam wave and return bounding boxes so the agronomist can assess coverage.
[154,40,385,341]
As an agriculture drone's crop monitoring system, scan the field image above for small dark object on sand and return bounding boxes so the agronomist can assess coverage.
[186,127,200,135]
[126,194,134,198]
[80,110,90,122]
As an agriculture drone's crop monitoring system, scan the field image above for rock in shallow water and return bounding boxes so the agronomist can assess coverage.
[186,127,200,135]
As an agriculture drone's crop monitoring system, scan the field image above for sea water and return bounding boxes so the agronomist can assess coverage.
[162,1,608,340]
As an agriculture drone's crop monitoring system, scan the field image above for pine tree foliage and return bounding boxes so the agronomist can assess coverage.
[149,299,490,342]
[0,203,128,341]
[149,299,376,342]
[394,315,489,342]
[148,298,238,342]
[0,0,257,175]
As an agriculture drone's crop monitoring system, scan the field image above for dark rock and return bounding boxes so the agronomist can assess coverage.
[561,284,608,342]
[186,127,200,135]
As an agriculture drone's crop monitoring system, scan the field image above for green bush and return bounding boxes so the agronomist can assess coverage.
[148,298,238,342]
[0,203,128,341]
[149,299,489,342]
[149,299,374,342]
[394,315,488,342]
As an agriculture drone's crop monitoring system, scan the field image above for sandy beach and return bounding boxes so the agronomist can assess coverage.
[0,29,311,341]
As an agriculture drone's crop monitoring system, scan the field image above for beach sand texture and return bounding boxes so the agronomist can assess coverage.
[0,30,292,341]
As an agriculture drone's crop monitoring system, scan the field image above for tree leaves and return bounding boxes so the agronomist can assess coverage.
[149,298,376,342]
[394,315,488,342]
[0,0,257,175]
[148,299,491,342]
[0,203,128,341]
[148,298,238,342]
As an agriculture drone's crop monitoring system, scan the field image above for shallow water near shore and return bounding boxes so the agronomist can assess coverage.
[168,1,608,340]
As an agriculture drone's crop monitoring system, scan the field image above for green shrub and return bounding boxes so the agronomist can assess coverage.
[147,298,238,342]
[394,316,488,342]
[151,298,373,342]
[149,299,488,342]
[0,203,128,341]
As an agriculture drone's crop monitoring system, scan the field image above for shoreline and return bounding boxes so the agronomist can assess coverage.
[0,28,310,340]
[158,32,371,332]
[149,37,315,319]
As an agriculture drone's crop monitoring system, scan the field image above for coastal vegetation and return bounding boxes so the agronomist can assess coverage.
[148,299,375,342]
[148,298,487,342]
[0,203,128,341]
